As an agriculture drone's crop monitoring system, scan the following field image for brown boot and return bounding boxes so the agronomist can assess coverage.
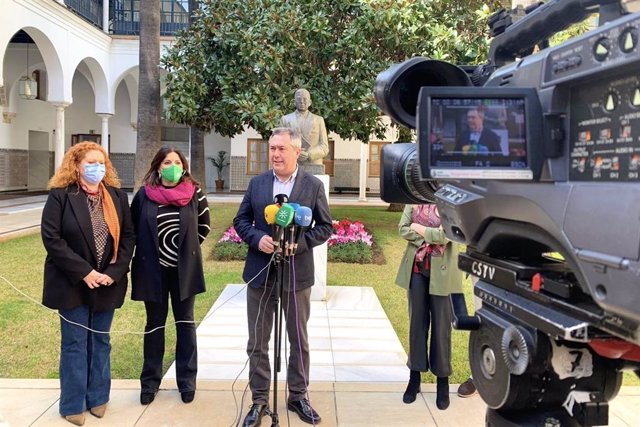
[90,403,107,418]
[64,413,85,426]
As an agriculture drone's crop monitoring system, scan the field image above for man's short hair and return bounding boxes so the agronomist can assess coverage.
[468,107,485,120]
[270,127,302,149]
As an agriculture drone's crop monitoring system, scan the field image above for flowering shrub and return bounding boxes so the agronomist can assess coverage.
[327,219,374,264]
[218,226,243,244]
[328,220,373,247]
[212,226,248,261]
[212,220,375,263]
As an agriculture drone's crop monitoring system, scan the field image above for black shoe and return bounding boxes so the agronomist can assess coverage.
[140,391,157,405]
[181,391,195,403]
[403,370,421,404]
[288,399,321,424]
[457,377,477,398]
[242,404,268,427]
[436,377,450,410]
[402,383,421,404]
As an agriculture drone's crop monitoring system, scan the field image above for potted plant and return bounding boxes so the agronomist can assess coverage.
[208,150,230,191]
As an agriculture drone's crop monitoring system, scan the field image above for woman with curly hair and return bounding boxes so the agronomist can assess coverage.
[41,142,135,426]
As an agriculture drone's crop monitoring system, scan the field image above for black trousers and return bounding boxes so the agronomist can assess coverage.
[407,272,453,377]
[246,283,311,405]
[141,266,197,393]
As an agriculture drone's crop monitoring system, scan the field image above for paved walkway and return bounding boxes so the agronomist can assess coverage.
[1,193,639,426]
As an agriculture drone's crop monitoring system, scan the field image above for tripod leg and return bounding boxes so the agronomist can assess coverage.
[270,255,285,427]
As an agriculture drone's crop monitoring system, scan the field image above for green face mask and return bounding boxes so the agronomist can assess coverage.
[160,164,184,183]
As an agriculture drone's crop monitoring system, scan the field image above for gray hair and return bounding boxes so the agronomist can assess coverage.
[270,127,302,149]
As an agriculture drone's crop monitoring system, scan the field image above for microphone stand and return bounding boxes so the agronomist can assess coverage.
[270,231,289,427]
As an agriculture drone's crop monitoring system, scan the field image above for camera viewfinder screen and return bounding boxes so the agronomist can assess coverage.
[428,97,531,179]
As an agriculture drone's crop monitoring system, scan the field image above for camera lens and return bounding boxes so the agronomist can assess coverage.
[380,143,440,204]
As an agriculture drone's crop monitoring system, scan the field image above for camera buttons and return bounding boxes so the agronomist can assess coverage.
[619,27,638,54]
[593,37,610,61]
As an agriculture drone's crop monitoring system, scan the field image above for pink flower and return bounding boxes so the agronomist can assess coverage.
[327,219,373,247]
[218,226,243,244]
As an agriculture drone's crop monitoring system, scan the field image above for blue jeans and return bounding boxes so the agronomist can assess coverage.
[58,305,114,416]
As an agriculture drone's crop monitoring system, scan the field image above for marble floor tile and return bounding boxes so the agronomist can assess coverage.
[335,391,435,427]
[0,388,59,427]
[335,365,408,382]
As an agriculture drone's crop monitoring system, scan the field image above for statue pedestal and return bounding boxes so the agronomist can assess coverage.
[299,163,325,175]
[311,174,329,301]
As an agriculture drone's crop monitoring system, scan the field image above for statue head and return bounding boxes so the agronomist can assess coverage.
[294,89,311,113]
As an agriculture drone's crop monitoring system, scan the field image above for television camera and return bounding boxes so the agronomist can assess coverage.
[374,1,640,425]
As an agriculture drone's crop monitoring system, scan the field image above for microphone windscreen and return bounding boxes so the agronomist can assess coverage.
[274,193,289,205]
[275,204,295,227]
[288,202,301,211]
[264,204,280,225]
[294,206,313,227]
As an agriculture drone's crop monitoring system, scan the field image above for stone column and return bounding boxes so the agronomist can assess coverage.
[98,113,112,154]
[359,142,368,201]
[102,0,109,33]
[53,103,68,169]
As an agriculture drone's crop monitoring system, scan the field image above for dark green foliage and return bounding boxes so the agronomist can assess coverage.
[328,242,374,264]
[212,241,248,261]
[162,0,503,141]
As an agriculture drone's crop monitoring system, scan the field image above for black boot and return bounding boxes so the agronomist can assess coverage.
[403,370,421,404]
[436,376,450,410]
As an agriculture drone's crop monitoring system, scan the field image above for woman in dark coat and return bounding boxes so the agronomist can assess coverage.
[41,142,135,426]
[130,146,210,405]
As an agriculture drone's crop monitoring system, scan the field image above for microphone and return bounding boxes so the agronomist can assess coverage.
[288,202,300,212]
[274,193,289,206]
[264,204,280,242]
[289,206,312,255]
[274,203,295,251]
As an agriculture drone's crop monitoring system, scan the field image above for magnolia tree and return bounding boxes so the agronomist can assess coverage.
[162,0,503,142]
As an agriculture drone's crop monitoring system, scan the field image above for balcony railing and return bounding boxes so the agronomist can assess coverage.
[64,0,103,28]
[63,0,189,36]
[112,0,189,36]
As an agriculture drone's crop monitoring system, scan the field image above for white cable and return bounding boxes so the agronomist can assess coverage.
[0,259,272,335]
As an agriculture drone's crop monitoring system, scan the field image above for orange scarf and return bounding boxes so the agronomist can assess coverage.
[99,183,120,263]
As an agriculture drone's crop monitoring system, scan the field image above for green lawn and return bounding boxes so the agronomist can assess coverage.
[0,203,637,386]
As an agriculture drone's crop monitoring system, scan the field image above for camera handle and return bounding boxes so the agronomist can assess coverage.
[475,0,625,85]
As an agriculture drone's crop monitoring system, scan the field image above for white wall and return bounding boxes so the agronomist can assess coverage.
[110,80,136,153]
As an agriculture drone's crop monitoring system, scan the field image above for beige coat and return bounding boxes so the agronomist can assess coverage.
[395,205,463,296]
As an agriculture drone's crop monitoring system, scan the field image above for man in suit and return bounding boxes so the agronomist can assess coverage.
[280,89,329,166]
[233,127,333,426]
[454,107,503,154]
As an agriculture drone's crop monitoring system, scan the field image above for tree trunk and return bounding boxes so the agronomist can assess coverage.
[387,203,404,212]
[190,126,206,191]
[134,0,161,191]
[187,0,207,192]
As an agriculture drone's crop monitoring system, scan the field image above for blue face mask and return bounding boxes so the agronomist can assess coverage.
[83,163,106,185]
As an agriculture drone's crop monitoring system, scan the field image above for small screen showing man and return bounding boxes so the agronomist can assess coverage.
[429,98,528,169]
[454,108,502,154]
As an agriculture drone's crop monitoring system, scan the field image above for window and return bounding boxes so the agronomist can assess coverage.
[247,139,269,174]
[323,139,335,176]
[368,141,389,177]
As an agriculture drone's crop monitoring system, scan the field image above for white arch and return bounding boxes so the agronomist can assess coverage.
[72,56,111,114]
[113,66,139,125]
[19,27,67,104]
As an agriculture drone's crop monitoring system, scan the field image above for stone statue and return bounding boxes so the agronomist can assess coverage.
[280,89,329,167]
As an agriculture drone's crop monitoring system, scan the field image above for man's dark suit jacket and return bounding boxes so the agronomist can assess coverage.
[233,169,333,290]
[41,184,135,311]
[454,128,502,153]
